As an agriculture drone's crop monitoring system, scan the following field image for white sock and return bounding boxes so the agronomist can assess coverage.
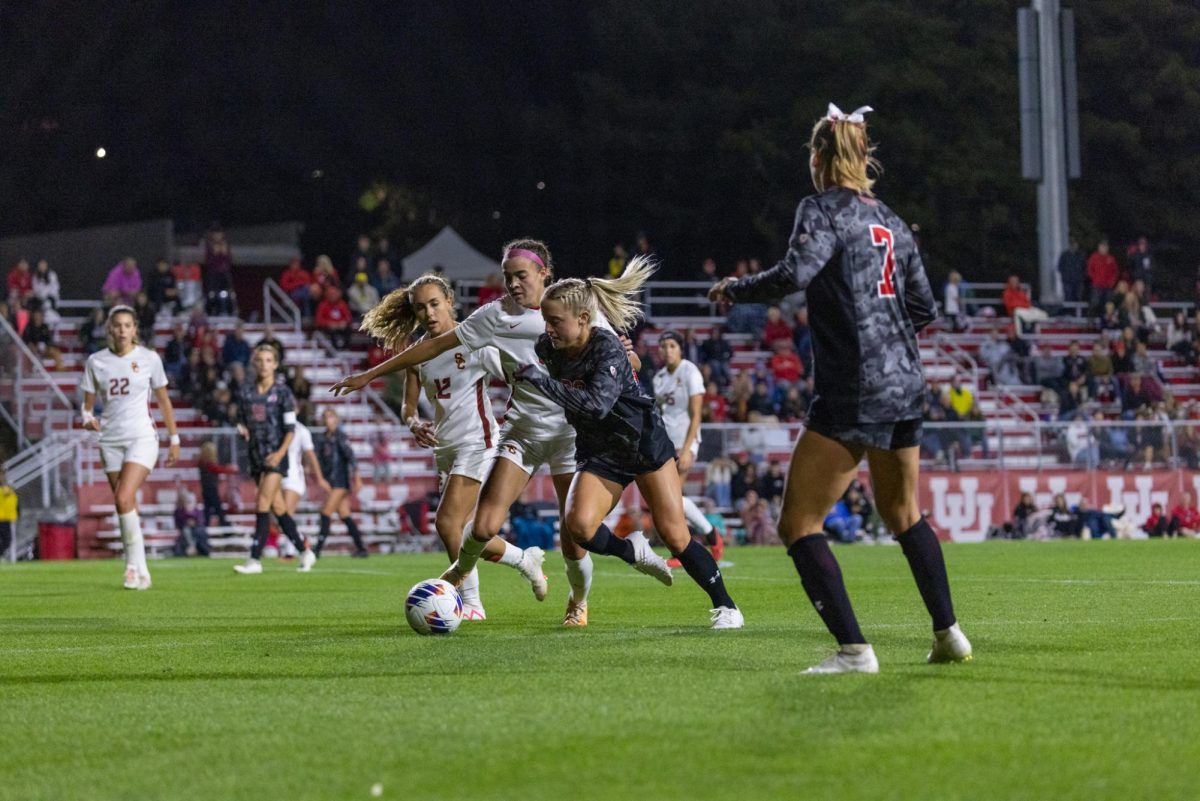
[564,553,593,604]
[460,568,481,603]
[494,539,525,569]
[118,511,147,573]
[681,496,714,535]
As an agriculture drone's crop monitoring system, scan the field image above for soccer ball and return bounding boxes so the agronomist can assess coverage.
[404,579,463,635]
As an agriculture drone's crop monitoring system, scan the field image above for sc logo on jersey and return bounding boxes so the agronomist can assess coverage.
[455,353,467,370]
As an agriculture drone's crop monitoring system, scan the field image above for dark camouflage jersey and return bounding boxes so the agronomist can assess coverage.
[237,380,297,462]
[523,328,660,460]
[726,187,937,423]
[317,427,357,487]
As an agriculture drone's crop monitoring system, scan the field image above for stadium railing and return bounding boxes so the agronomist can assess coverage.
[2,432,80,561]
[0,315,75,447]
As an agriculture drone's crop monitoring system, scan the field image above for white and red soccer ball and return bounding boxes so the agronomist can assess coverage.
[404,578,463,635]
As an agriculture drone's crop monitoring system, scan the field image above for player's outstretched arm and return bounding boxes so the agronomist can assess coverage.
[330,328,462,396]
[712,198,836,304]
[514,337,624,421]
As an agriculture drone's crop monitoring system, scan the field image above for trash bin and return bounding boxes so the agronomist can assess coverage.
[38,521,76,560]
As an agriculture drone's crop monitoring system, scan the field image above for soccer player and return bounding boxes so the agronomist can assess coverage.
[314,408,368,558]
[81,305,180,590]
[360,273,503,619]
[233,344,312,574]
[332,239,640,627]
[652,330,724,565]
[272,418,325,572]
[709,103,972,671]
[513,269,744,629]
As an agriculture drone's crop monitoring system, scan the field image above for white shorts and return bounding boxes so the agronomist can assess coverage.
[281,473,307,497]
[100,436,159,473]
[436,445,497,485]
[495,430,576,476]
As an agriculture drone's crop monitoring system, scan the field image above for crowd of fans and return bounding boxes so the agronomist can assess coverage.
[997,490,1200,540]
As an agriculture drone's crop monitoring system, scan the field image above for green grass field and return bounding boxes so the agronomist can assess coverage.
[1,541,1198,801]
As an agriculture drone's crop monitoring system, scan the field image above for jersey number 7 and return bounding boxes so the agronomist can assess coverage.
[870,225,896,298]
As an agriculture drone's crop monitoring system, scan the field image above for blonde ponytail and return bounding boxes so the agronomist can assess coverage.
[810,116,881,195]
[359,273,454,351]
[543,256,656,331]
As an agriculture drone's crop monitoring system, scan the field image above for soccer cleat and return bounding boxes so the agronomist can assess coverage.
[927,623,973,664]
[462,602,487,621]
[803,646,880,674]
[297,549,316,573]
[352,549,369,558]
[233,559,263,575]
[439,561,465,587]
[628,531,673,586]
[518,547,549,601]
[123,567,140,590]
[563,598,588,627]
[135,571,152,590]
[710,606,744,630]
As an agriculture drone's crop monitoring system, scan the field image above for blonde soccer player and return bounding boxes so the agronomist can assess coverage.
[81,305,180,590]
[332,239,641,627]
[360,273,504,619]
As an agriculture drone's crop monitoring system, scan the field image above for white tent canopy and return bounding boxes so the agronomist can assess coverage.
[401,226,499,282]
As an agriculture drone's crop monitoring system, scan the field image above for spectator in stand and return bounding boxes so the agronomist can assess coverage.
[31,260,60,320]
[946,375,974,418]
[172,488,210,557]
[791,306,813,376]
[1074,498,1117,540]
[731,461,758,504]
[1144,502,1172,538]
[1170,493,1200,537]
[698,324,732,386]
[225,362,247,397]
[762,306,793,349]
[131,291,157,345]
[699,257,719,285]
[1003,275,1049,332]
[769,339,803,384]
[1057,238,1087,305]
[203,229,235,315]
[372,259,401,297]
[1121,374,1153,418]
[747,382,778,419]
[21,308,63,370]
[1062,340,1089,386]
[705,455,733,507]
[1131,341,1158,380]
[349,235,373,281]
[702,380,728,422]
[823,498,862,543]
[221,321,252,368]
[312,255,340,303]
[278,258,314,320]
[677,328,701,365]
[1095,409,1134,466]
[779,385,808,422]
[346,271,380,319]
[316,284,352,349]
[758,460,786,503]
[102,257,141,306]
[1050,494,1080,538]
[727,370,753,421]
[162,322,190,383]
[0,466,16,557]
[6,259,33,308]
[1087,239,1119,313]
[1088,341,1118,400]
[172,261,203,309]
[1058,378,1088,420]
[1099,300,1122,332]
[1128,236,1154,296]
[288,364,312,404]
[607,243,628,279]
[943,271,965,331]
[375,237,396,273]
[146,259,179,314]
[1006,492,1039,539]
[257,326,286,365]
[78,307,108,356]
[198,440,236,527]
[476,272,504,307]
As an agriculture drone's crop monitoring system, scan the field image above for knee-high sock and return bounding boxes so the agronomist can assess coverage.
[276,513,306,551]
[316,514,331,555]
[478,522,525,569]
[897,517,957,631]
[455,534,488,575]
[681,496,714,536]
[250,512,270,560]
[118,511,147,573]
[459,568,481,603]
[342,515,365,550]
[787,535,866,645]
[674,540,735,609]
[564,553,593,604]
[580,524,635,564]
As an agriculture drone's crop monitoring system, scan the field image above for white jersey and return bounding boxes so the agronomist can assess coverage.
[415,338,503,458]
[285,422,315,487]
[652,359,705,450]
[456,295,614,442]
[82,345,168,444]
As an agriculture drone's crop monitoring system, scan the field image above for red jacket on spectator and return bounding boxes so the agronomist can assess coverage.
[762,319,793,348]
[1087,251,1119,290]
[316,298,352,330]
[1170,504,1200,532]
[1003,285,1032,317]
[7,264,33,302]
[703,391,728,422]
[280,261,313,294]
[769,350,803,383]
[477,285,505,306]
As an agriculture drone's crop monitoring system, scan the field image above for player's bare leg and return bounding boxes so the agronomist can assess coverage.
[108,463,152,590]
[867,446,971,664]
[553,472,594,625]
[636,462,741,628]
[779,430,878,673]
[435,474,494,620]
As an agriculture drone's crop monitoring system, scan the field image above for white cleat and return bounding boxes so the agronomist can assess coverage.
[135,571,152,590]
[928,623,973,664]
[297,549,316,573]
[123,567,140,590]
[462,601,487,621]
[233,559,263,575]
[518,547,549,602]
[628,531,673,586]
[710,606,744,630]
[803,646,880,674]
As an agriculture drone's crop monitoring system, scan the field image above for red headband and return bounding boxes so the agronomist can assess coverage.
[503,247,546,270]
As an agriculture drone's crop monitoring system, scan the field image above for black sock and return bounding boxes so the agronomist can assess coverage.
[897,517,957,631]
[787,535,866,645]
[250,512,270,560]
[342,516,365,550]
[675,540,735,609]
[580,524,635,564]
[316,514,331,555]
[276,513,305,551]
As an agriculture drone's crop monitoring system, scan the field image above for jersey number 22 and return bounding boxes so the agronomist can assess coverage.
[870,225,896,298]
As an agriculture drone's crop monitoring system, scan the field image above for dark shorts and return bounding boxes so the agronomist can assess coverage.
[577,424,677,489]
[805,405,922,451]
[249,451,289,481]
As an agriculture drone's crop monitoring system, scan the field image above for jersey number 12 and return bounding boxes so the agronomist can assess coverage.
[433,377,451,399]
[870,225,896,298]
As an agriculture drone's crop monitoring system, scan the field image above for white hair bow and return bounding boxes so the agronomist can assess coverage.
[824,103,873,124]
